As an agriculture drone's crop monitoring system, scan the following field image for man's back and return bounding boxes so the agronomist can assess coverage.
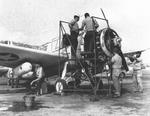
[82,17,98,31]
[111,53,122,69]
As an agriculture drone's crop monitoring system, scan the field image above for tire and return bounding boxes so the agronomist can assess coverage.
[55,79,67,94]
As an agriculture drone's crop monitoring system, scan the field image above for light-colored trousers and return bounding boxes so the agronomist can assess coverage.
[112,68,121,94]
[132,70,143,91]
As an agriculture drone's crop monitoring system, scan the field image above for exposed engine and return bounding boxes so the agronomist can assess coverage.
[96,28,120,60]
[7,62,34,88]
[58,28,125,90]
[84,28,122,74]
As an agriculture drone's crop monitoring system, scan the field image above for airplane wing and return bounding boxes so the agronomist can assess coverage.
[123,49,146,57]
[122,48,150,68]
[123,48,150,62]
[0,43,67,77]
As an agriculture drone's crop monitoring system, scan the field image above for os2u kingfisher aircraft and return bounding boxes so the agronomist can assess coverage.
[0,9,147,95]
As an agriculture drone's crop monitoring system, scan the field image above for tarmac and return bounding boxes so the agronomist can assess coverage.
[0,68,150,116]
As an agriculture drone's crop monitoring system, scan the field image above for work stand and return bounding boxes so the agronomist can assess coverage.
[56,14,119,101]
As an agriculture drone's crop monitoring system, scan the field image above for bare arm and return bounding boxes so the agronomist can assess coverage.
[94,19,99,29]
[30,67,44,85]
[69,20,76,30]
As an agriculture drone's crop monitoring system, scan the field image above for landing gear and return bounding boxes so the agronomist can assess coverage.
[11,78,19,88]
[55,74,82,94]
[55,79,67,94]
[9,78,17,88]
[7,79,11,86]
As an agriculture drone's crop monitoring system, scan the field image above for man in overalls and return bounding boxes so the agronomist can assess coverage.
[30,64,45,95]
[132,53,144,92]
[111,48,122,97]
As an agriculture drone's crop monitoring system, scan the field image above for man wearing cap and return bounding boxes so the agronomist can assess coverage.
[69,15,80,58]
[79,13,99,52]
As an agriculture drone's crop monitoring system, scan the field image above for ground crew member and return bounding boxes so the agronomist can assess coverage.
[79,13,99,52]
[111,48,122,97]
[113,36,129,72]
[132,53,144,92]
[69,15,80,58]
[30,64,45,96]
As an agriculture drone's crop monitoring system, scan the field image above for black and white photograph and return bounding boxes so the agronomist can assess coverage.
[0,0,150,116]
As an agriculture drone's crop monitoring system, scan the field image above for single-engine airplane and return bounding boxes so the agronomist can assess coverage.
[0,40,66,88]
[0,31,147,94]
[0,9,147,96]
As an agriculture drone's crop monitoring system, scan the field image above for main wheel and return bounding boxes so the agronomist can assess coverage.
[55,79,67,94]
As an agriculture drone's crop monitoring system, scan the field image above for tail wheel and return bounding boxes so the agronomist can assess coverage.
[55,79,67,93]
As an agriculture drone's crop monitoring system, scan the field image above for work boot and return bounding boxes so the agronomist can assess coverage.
[113,92,120,98]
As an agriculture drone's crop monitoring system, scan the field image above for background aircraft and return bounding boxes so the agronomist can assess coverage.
[0,66,10,77]
[0,40,67,88]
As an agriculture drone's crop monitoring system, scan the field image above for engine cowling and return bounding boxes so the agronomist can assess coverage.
[99,28,119,57]
[13,62,32,78]
[95,28,121,62]
[92,28,122,73]
[97,28,129,71]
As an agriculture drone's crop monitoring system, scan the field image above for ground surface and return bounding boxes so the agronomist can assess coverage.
[0,69,150,116]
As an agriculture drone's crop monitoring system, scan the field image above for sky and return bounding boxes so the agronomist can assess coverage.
[0,0,150,63]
